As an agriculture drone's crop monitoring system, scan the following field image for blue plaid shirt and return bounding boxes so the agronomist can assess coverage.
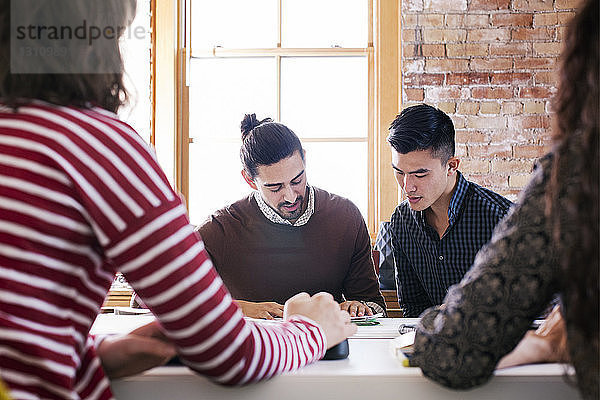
[390,172,513,317]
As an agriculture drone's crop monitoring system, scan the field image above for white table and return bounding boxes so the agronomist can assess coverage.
[91,315,580,400]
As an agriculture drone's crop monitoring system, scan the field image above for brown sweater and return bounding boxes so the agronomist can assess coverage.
[197,187,385,310]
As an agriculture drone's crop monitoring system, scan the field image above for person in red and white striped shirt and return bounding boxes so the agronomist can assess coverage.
[0,1,356,399]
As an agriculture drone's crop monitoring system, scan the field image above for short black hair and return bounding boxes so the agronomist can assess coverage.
[240,113,304,178]
[387,104,455,163]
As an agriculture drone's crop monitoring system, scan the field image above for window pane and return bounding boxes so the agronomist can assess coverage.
[188,140,249,225]
[281,57,367,138]
[119,0,151,143]
[282,0,368,48]
[303,141,368,219]
[188,57,276,224]
[191,0,277,48]
[189,57,277,139]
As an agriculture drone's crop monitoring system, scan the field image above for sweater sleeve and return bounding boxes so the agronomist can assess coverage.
[411,159,560,389]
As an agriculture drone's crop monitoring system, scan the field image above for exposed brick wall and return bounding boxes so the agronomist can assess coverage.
[400,0,580,200]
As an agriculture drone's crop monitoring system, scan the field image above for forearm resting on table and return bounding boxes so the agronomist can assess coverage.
[234,299,284,319]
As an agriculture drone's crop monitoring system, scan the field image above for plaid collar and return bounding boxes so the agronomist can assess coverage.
[253,185,315,227]
[414,171,469,227]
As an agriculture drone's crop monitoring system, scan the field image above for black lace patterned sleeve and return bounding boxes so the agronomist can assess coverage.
[411,155,561,389]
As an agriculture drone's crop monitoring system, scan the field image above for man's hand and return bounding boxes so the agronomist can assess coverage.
[340,300,373,317]
[497,305,569,369]
[284,292,357,349]
[235,300,284,319]
[97,320,176,379]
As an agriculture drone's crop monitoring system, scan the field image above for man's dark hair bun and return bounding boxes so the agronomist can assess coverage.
[241,113,273,140]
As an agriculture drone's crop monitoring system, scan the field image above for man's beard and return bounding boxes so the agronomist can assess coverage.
[276,195,304,221]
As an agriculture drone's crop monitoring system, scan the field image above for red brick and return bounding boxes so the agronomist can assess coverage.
[556,26,568,41]
[523,101,547,114]
[403,43,420,58]
[419,14,444,27]
[402,14,419,28]
[423,29,468,42]
[469,144,512,157]
[557,11,576,24]
[512,27,555,41]
[457,102,480,115]
[466,115,507,129]
[479,102,501,114]
[519,86,553,98]
[403,59,425,74]
[456,130,488,143]
[402,29,419,42]
[514,57,558,70]
[472,87,514,99]
[490,43,531,56]
[451,115,467,129]
[436,102,457,114]
[405,88,425,101]
[447,43,489,57]
[555,0,579,10]
[424,0,467,12]
[426,86,466,100]
[508,115,551,130]
[426,58,470,73]
[469,0,510,10]
[513,144,548,158]
[533,42,562,55]
[533,13,558,26]
[509,174,533,188]
[469,174,510,187]
[512,0,554,11]
[467,28,511,42]
[534,71,558,85]
[445,14,490,27]
[447,72,490,85]
[403,73,445,86]
[461,159,491,173]
[491,159,534,173]
[492,13,533,27]
[422,44,446,57]
[456,143,468,157]
[469,58,513,71]
[490,72,533,85]
[501,102,523,114]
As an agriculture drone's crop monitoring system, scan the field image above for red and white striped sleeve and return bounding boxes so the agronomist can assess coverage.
[85,107,327,384]
[0,102,326,396]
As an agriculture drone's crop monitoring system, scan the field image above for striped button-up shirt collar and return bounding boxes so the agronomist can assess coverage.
[253,185,315,227]
[412,171,469,228]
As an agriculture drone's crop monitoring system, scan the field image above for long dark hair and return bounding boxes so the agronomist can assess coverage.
[548,0,599,392]
[239,113,304,178]
[0,0,136,112]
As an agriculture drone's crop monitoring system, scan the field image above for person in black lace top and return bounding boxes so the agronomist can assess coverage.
[411,0,599,398]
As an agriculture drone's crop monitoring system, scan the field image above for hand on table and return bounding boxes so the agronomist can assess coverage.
[235,300,284,319]
[340,300,373,317]
[284,292,357,349]
[497,305,569,369]
[97,320,176,379]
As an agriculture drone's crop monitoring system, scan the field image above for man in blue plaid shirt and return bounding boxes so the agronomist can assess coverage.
[387,104,513,317]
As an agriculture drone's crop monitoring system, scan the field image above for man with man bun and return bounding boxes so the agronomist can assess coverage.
[197,114,386,319]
